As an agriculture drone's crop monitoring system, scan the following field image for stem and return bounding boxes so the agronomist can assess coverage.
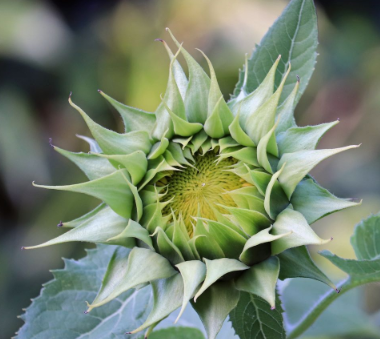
[287,277,362,339]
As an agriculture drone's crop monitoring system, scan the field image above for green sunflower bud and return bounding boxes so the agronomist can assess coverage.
[25,29,361,339]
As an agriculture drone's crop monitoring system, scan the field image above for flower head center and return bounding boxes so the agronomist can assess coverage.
[160,150,249,236]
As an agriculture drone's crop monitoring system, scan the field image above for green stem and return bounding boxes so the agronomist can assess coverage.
[286,277,365,339]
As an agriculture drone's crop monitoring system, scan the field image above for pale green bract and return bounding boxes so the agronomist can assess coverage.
[23,27,360,339]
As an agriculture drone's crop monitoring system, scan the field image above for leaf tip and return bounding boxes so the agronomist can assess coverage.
[49,138,54,148]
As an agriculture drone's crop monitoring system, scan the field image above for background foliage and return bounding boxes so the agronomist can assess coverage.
[1,0,380,338]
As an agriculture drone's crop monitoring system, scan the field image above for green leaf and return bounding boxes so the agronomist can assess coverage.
[87,247,176,312]
[320,250,380,280]
[33,169,135,219]
[277,246,336,289]
[240,227,290,266]
[130,274,184,334]
[69,96,152,155]
[192,281,240,339]
[167,28,210,124]
[16,245,153,339]
[351,212,380,260]
[157,38,188,99]
[176,261,207,322]
[229,292,286,339]
[107,219,154,250]
[139,327,205,339]
[282,279,380,338]
[232,0,318,106]
[277,121,338,155]
[194,258,248,301]
[99,90,156,133]
[287,213,380,339]
[278,145,359,199]
[271,208,331,255]
[291,178,361,224]
[92,151,148,185]
[23,205,131,249]
[235,257,280,308]
[54,146,116,180]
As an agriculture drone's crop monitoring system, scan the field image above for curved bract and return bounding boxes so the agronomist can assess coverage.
[26,30,360,339]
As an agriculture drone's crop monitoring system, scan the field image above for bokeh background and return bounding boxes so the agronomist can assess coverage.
[1,0,380,338]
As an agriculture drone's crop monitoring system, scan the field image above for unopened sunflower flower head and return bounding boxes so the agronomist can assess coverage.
[25,29,360,339]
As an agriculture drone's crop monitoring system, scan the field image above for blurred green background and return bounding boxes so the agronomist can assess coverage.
[1,0,380,338]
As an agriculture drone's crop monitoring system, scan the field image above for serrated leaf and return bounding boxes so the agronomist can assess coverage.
[232,0,318,106]
[351,212,380,260]
[16,245,153,339]
[229,292,286,339]
[139,327,205,339]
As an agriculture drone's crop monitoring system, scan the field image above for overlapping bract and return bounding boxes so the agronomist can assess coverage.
[27,30,360,339]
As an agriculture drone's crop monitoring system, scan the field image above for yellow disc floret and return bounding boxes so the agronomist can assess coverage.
[160,150,249,236]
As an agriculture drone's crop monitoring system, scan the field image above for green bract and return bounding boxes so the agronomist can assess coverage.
[26,29,360,339]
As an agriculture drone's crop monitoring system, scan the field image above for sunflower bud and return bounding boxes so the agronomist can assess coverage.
[26,30,360,339]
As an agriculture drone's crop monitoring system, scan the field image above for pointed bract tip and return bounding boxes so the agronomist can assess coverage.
[21,246,25,251]
[296,75,300,82]
[48,138,54,148]
[97,89,102,93]
[165,27,169,31]
[155,38,164,43]
[126,332,132,335]
[83,310,89,314]
[271,306,275,310]
[336,288,341,293]
[330,237,334,241]
[277,54,281,60]
[68,91,72,99]
[57,221,63,227]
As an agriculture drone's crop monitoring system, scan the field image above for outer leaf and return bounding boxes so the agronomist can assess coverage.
[235,256,280,308]
[194,258,248,301]
[16,245,152,339]
[240,227,290,266]
[62,203,106,228]
[192,281,240,339]
[291,178,361,224]
[232,0,318,106]
[99,90,156,133]
[277,246,336,289]
[277,121,338,155]
[351,212,380,260]
[92,151,148,185]
[87,247,176,312]
[23,206,131,249]
[54,146,115,180]
[130,274,184,334]
[271,208,331,255]
[107,219,154,250]
[167,28,210,124]
[33,169,134,219]
[69,96,151,155]
[278,145,359,199]
[229,292,286,339]
[176,261,207,323]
